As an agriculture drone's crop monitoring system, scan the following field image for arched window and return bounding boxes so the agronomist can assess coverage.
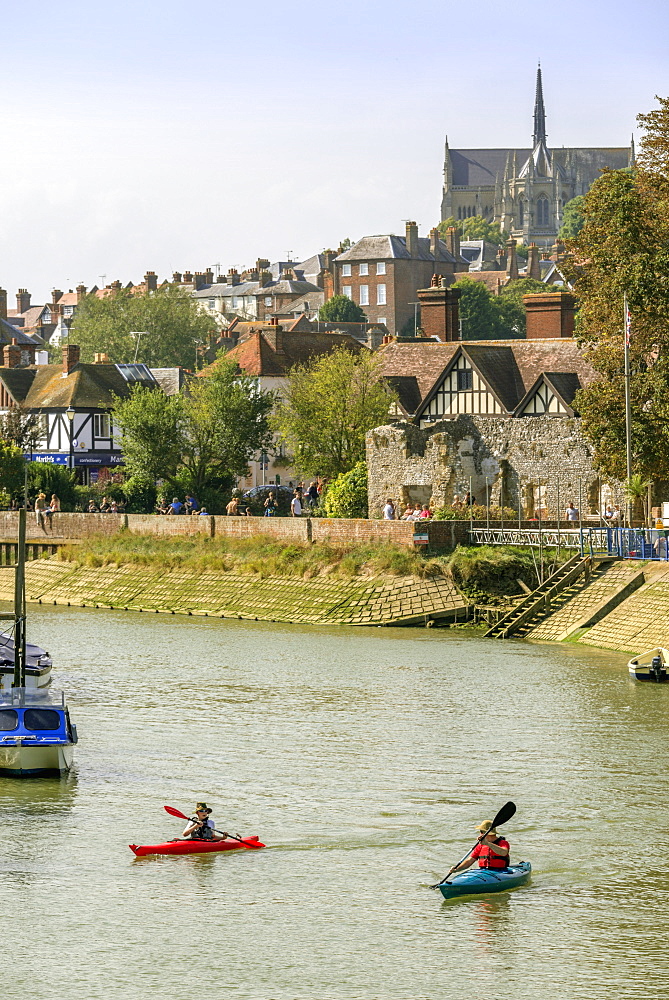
[519,200,524,226]
[537,195,549,227]
[457,207,462,220]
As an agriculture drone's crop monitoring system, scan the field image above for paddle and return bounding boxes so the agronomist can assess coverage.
[430,800,516,889]
[164,805,263,849]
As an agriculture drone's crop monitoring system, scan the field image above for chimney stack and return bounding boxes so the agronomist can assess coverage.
[417,284,461,342]
[405,221,419,258]
[16,288,31,313]
[524,291,576,340]
[227,268,240,286]
[144,271,158,292]
[3,339,22,368]
[204,268,214,285]
[429,227,440,258]
[505,239,519,279]
[172,272,183,283]
[527,243,541,280]
[256,258,270,272]
[51,289,63,306]
[263,320,284,353]
[183,271,193,284]
[445,226,461,262]
[75,284,87,302]
[0,287,7,319]
[110,280,122,292]
[62,344,80,374]
[193,272,207,291]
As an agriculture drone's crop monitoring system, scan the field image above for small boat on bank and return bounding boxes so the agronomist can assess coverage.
[628,648,669,682]
[437,862,531,900]
[0,634,53,691]
[129,835,265,857]
[0,688,78,776]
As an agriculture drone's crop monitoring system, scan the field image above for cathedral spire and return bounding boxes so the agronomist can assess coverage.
[533,63,547,146]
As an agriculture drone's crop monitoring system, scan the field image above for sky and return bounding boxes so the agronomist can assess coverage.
[1,0,667,301]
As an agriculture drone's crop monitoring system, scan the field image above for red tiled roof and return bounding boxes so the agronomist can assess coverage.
[199,329,366,378]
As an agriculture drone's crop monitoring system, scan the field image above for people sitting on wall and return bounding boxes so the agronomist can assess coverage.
[400,504,415,520]
[155,499,169,515]
[198,507,209,515]
[417,504,432,519]
[226,497,240,516]
[185,494,200,514]
[464,491,476,506]
[87,500,100,513]
[99,496,111,513]
[167,497,184,515]
[451,495,463,509]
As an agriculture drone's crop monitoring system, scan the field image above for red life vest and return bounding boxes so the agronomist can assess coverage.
[473,837,509,869]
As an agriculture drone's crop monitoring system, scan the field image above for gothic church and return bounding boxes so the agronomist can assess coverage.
[440,67,633,246]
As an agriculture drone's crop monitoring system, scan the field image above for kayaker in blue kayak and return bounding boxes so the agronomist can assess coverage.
[182,802,228,842]
[446,819,510,876]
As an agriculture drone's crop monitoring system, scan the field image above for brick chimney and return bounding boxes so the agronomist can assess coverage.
[110,280,122,292]
[193,272,207,291]
[183,271,193,284]
[76,284,87,302]
[263,319,284,353]
[417,284,461,342]
[0,287,7,320]
[62,344,80,374]
[527,243,541,280]
[227,268,240,286]
[405,221,419,258]
[204,268,214,285]
[3,339,22,368]
[16,288,31,313]
[505,239,518,279]
[52,289,63,306]
[144,271,158,292]
[172,271,183,283]
[445,226,461,263]
[256,258,270,272]
[429,227,440,258]
[524,291,576,340]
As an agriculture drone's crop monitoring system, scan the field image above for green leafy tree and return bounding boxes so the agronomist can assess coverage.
[561,95,669,480]
[26,464,78,510]
[558,195,585,239]
[438,216,507,246]
[274,348,397,478]
[322,461,368,518]
[71,286,215,367]
[113,359,275,503]
[318,295,367,323]
[498,278,548,337]
[0,440,26,499]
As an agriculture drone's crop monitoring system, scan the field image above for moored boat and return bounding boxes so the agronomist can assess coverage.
[0,687,78,776]
[0,635,53,691]
[438,861,531,900]
[628,647,669,682]
[129,835,265,857]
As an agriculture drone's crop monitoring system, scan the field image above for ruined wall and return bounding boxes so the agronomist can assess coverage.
[367,416,625,517]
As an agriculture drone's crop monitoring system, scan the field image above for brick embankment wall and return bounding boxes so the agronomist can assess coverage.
[579,563,669,651]
[0,511,473,549]
[0,559,471,627]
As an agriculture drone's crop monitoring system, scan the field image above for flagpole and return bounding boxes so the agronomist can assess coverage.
[624,293,633,527]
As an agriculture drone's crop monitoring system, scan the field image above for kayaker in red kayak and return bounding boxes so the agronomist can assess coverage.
[446,819,510,876]
[182,802,228,842]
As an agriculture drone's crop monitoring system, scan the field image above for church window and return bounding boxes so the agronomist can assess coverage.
[457,207,462,220]
[537,195,549,227]
[519,201,524,226]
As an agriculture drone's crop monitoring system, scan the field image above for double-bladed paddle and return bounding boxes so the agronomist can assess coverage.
[164,805,263,849]
[430,800,516,889]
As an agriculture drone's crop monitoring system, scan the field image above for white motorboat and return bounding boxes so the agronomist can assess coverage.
[0,688,77,775]
[628,647,669,682]
[0,635,52,691]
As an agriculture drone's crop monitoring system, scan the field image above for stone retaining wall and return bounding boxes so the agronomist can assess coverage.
[0,559,471,627]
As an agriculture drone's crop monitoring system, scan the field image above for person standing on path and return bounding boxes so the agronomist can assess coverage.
[565,501,579,522]
[291,490,302,517]
[382,498,396,520]
[264,492,278,517]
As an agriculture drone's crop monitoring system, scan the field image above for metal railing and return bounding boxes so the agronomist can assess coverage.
[469,526,669,561]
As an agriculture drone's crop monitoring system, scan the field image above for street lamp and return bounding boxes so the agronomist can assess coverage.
[65,406,75,471]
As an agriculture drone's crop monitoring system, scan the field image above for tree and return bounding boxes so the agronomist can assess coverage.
[274,348,397,478]
[318,295,367,323]
[113,359,275,502]
[0,406,41,452]
[498,278,548,337]
[70,285,215,367]
[322,461,368,518]
[438,216,507,246]
[560,95,669,480]
[0,440,25,500]
[558,196,585,239]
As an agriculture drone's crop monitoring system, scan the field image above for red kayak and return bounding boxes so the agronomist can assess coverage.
[129,835,265,857]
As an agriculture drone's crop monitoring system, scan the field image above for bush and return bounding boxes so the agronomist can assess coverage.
[322,462,368,518]
[27,463,78,510]
[433,504,517,521]
[0,440,25,500]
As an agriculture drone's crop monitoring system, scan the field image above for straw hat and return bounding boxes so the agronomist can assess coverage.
[476,820,496,835]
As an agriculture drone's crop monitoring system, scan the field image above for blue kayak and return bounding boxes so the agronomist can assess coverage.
[438,862,531,900]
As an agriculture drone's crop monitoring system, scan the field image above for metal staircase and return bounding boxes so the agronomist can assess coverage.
[484,554,594,639]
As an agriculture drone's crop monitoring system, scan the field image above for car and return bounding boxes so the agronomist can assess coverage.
[242,485,295,501]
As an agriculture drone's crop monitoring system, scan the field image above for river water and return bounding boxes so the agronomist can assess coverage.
[3,607,668,1000]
